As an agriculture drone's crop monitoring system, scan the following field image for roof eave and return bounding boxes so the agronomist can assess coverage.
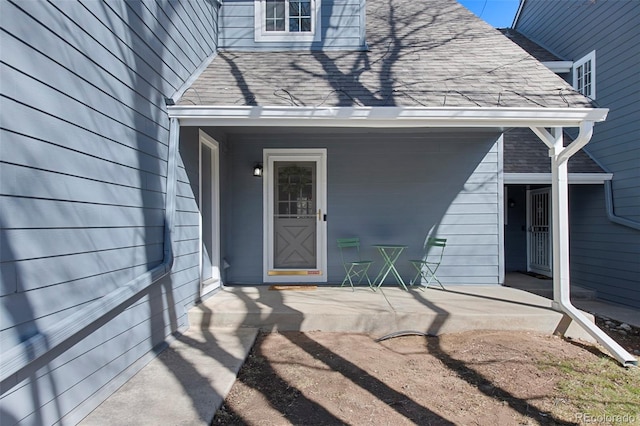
[542,61,574,74]
[505,172,613,184]
[168,106,609,128]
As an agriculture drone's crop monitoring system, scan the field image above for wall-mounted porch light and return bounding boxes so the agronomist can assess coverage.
[253,163,263,177]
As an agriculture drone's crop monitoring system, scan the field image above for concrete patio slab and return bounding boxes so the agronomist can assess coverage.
[189,284,595,341]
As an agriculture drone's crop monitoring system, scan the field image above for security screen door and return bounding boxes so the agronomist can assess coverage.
[528,188,552,277]
[264,149,327,283]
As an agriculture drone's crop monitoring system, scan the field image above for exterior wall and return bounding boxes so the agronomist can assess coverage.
[211,128,502,285]
[504,185,528,272]
[515,0,640,220]
[570,185,640,307]
[515,0,640,307]
[220,0,365,50]
[0,1,218,424]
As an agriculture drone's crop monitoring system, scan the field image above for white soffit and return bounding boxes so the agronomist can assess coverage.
[168,106,609,128]
[542,61,573,73]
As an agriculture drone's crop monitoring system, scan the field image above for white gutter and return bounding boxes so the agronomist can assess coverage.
[538,124,637,367]
[541,61,573,74]
[0,118,181,384]
[168,106,609,128]
[504,172,612,185]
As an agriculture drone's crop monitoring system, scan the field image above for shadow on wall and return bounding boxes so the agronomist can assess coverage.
[1,0,224,424]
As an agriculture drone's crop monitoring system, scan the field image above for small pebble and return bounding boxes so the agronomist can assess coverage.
[619,323,632,331]
[617,330,628,336]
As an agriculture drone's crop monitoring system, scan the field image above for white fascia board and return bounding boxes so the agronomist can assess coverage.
[512,0,526,28]
[542,61,573,74]
[168,106,608,128]
[504,173,613,184]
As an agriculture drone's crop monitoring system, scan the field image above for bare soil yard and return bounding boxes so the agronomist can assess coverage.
[215,321,640,425]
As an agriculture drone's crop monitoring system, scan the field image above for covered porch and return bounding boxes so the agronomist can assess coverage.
[170,106,636,366]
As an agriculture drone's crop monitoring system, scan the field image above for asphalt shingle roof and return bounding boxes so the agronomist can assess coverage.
[504,128,606,174]
[498,29,564,63]
[181,0,592,108]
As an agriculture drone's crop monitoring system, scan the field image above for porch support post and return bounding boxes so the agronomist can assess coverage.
[549,127,570,309]
[545,123,637,367]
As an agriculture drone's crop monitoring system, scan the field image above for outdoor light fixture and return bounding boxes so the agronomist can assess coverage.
[253,163,263,177]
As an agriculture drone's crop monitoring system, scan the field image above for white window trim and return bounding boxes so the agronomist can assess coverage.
[254,0,322,42]
[573,50,596,100]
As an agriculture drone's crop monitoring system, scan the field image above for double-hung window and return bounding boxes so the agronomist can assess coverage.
[255,0,321,42]
[573,50,596,100]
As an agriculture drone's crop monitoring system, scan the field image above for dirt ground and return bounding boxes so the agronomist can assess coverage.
[215,319,640,426]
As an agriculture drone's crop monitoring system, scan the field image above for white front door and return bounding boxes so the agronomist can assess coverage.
[264,149,327,283]
[527,187,552,277]
[199,131,221,295]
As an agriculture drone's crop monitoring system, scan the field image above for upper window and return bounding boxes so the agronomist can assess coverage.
[255,0,321,42]
[573,50,596,100]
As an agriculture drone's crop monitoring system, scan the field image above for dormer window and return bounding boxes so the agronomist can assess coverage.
[255,0,321,42]
[573,50,596,100]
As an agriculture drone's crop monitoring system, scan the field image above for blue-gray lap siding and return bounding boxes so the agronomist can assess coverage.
[0,1,218,424]
[515,0,640,308]
[209,128,503,285]
[220,0,365,50]
[569,185,640,308]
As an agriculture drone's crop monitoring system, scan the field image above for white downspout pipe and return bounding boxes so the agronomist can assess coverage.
[548,123,637,367]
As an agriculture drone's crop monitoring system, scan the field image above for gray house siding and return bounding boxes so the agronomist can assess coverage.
[0,0,218,424]
[514,0,640,308]
[211,128,502,285]
[220,0,365,50]
[570,185,640,307]
[515,0,640,220]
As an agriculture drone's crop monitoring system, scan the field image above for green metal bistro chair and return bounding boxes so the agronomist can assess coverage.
[337,238,374,291]
[409,237,447,290]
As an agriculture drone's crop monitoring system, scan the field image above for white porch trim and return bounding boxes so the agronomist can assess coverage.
[168,106,608,128]
[504,172,612,184]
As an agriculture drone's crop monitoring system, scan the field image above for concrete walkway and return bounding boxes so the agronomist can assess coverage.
[504,272,640,328]
[80,275,639,425]
[80,327,258,426]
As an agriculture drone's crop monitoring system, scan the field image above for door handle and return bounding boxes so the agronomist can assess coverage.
[318,209,327,222]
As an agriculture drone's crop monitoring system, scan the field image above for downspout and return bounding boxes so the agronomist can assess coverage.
[549,123,637,367]
[0,117,181,384]
[605,181,640,230]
